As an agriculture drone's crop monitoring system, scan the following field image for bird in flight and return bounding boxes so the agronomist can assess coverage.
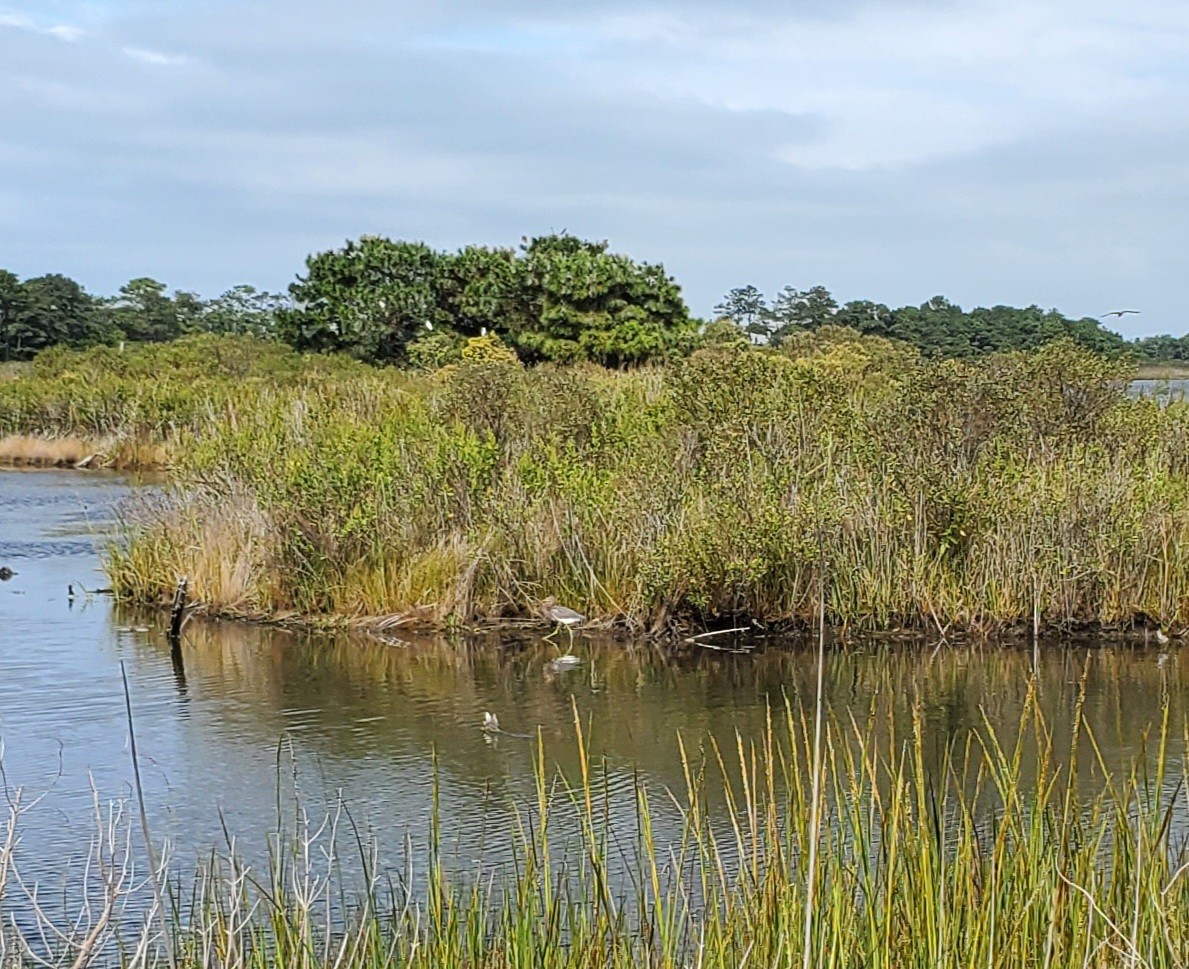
[1098,310,1140,319]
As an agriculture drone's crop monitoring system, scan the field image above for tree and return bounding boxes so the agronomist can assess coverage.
[278,238,447,363]
[204,285,288,336]
[109,278,190,343]
[505,234,694,366]
[836,299,894,336]
[14,274,106,358]
[888,296,973,357]
[1133,333,1189,362]
[713,286,769,343]
[278,234,695,367]
[0,270,30,361]
[439,245,521,337]
[764,285,839,344]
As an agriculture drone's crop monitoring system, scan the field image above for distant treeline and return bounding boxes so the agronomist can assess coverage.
[713,284,1187,361]
[0,272,284,361]
[3,236,1186,364]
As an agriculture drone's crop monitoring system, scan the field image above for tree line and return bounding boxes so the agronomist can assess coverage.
[3,236,1186,365]
[0,272,284,361]
[713,284,1188,360]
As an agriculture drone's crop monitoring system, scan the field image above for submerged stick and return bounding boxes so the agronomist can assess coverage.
[682,626,751,645]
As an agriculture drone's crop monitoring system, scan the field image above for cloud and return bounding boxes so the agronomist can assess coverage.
[0,12,84,41]
[0,0,1186,336]
[121,46,189,66]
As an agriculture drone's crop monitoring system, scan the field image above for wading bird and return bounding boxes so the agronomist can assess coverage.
[540,596,585,651]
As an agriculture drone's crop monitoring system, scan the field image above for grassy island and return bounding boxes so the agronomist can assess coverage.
[1,332,1187,634]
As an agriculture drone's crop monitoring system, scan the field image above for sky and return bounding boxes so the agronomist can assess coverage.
[2,0,1187,337]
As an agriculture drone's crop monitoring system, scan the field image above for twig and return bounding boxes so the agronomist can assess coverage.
[682,626,752,645]
[121,662,177,969]
[802,570,827,969]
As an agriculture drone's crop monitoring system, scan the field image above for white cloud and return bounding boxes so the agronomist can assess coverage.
[122,46,189,66]
[579,0,1189,170]
[46,25,85,41]
[0,0,1187,335]
[0,12,85,41]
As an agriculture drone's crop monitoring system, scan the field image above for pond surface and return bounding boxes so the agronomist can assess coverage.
[0,469,1186,903]
[1129,377,1189,402]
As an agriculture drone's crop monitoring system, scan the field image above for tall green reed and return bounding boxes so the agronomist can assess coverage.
[5,676,1183,967]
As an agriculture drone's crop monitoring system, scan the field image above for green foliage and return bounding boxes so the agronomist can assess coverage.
[5,692,1185,967]
[278,234,695,367]
[406,329,465,371]
[713,284,766,341]
[107,277,202,342]
[1133,331,1189,362]
[0,271,110,360]
[503,234,694,366]
[20,334,1175,633]
[279,237,446,363]
[202,284,288,336]
[0,335,368,438]
[713,284,1144,358]
[0,269,289,360]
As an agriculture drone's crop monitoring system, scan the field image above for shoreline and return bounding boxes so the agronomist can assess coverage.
[124,593,1185,646]
[0,434,169,470]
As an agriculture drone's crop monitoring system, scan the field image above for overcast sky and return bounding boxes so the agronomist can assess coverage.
[2,0,1187,336]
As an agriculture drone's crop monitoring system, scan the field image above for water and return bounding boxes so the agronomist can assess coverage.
[1129,377,1189,403]
[0,469,1186,906]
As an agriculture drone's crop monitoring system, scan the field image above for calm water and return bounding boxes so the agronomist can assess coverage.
[0,469,1186,903]
[1129,377,1189,402]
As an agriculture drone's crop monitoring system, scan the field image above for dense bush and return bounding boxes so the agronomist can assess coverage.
[8,333,1166,633]
[278,234,696,367]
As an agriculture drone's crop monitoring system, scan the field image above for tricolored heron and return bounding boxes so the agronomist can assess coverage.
[540,596,585,653]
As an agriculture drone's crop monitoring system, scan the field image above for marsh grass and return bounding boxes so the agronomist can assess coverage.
[84,336,1189,633]
[0,434,168,469]
[4,334,1189,630]
[1,685,1186,967]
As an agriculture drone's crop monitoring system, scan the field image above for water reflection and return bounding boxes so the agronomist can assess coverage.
[1129,377,1189,404]
[0,468,1185,895]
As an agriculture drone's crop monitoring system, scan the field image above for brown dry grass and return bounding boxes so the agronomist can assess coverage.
[0,434,169,469]
[0,434,94,466]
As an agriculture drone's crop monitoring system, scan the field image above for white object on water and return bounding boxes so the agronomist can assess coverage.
[548,654,583,673]
[482,711,500,733]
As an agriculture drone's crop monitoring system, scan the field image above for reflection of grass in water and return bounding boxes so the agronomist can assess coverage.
[2,681,1185,966]
[115,615,1186,813]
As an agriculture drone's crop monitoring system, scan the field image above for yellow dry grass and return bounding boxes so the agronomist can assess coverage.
[0,434,94,466]
[0,434,169,469]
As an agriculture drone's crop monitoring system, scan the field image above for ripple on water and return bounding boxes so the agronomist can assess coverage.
[0,468,1187,921]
